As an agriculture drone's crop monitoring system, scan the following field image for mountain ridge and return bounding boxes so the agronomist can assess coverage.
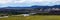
[0,5,60,9]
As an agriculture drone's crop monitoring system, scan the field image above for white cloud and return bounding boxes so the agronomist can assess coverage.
[0,0,13,4]
[0,0,60,7]
[14,0,26,3]
[31,0,60,6]
[0,0,26,4]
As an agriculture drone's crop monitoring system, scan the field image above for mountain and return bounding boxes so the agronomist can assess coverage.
[0,5,60,9]
[52,5,60,8]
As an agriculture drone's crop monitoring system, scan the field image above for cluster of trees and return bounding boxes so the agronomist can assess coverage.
[0,10,60,15]
[0,9,30,15]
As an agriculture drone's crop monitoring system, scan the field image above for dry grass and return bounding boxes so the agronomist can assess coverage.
[1,15,60,20]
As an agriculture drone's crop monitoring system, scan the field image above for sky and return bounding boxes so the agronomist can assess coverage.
[0,0,60,7]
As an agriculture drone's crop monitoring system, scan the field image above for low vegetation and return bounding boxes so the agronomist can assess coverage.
[1,15,60,20]
[0,17,8,20]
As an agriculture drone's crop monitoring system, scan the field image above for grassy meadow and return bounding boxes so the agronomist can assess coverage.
[0,17,8,20]
[1,15,60,20]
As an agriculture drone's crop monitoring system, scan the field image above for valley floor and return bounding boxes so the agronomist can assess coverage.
[1,15,60,20]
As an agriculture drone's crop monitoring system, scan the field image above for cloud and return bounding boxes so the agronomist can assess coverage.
[31,0,60,6]
[0,0,13,4]
[0,0,60,7]
[14,0,26,3]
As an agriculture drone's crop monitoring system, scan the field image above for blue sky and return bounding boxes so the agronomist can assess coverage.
[0,0,60,7]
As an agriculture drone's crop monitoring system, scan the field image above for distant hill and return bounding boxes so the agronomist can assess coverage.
[32,5,60,8]
[0,5,60,9]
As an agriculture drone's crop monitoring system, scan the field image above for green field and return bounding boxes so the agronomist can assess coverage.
[0,17,8,20]
[1,15,60,20]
